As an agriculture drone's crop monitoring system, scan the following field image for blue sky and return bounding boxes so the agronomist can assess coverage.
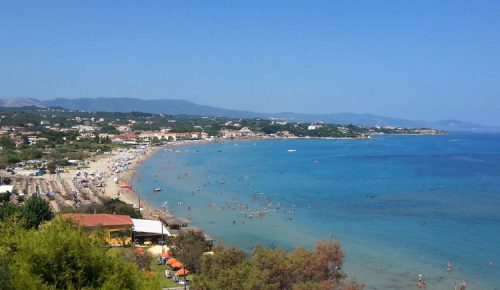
[1,1,499,126]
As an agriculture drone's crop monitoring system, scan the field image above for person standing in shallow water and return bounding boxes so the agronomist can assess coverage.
[416,273,426,288]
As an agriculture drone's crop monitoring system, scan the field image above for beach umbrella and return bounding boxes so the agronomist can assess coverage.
[176,269,190,276]
[171,262,183,269]
[133,248,145,254]
[161,251,170,258]
[166,258,178,265]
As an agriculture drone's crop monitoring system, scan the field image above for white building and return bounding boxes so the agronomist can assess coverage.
[132,218,171,244]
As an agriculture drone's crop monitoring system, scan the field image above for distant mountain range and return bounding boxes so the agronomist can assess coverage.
[1,97,498,132]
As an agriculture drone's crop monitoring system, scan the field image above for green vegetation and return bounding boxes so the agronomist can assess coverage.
[169,230,213,272]
[194,242,362,290]
[164,230,362,290]
[0,217,161,290]
[21,196,54,229]
[0,196,53,230]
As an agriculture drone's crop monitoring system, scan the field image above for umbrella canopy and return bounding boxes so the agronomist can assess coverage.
[176,269,190,276]
[166,258,178,265]
[120,184,133,189]
[133,248,145,254]
[161,251,170,258]
[171,262,183,268]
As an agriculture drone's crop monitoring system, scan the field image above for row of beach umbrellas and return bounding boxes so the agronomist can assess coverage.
[135,248,191,276]
[162,251,190,276]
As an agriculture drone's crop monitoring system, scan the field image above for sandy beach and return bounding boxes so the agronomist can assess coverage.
[61,140,215,217]
[49,145,162,215]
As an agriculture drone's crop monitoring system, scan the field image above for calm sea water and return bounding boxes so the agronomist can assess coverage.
[133,133,500,289]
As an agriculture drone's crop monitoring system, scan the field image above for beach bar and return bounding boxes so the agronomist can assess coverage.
[131,218,171,245]
[63,213,133,246]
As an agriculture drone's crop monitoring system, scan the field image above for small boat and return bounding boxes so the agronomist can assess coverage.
[154,188,162,192]
[287,149,296,152]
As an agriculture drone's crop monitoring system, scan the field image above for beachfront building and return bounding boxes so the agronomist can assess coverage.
[137,131,208,142]
[131,218,171,245]
[63,213,133,246]
[220,128,255,139]
[307,124,323,130]
[111,134,137,144]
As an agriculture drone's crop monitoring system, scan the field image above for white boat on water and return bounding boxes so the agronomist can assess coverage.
[154,188,161,192]
[287,149,296,152]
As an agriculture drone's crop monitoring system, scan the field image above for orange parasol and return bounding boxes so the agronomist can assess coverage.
[171,261,184,268]
[176,268,190,276]
[161,251,170,258]
[166,258,178,265]
[133,248,145,254]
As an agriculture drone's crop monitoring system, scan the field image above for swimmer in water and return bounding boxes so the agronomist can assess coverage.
[416,274,425,288]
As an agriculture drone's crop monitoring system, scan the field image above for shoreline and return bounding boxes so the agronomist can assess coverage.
[105,140,217,219]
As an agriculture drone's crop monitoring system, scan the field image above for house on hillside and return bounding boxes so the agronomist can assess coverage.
[307,124,323,130]
[63,213,133,246]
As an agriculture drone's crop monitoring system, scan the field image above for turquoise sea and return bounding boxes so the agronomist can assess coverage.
[133,133,500,289]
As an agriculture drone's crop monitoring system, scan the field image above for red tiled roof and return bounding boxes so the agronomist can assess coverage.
[62,213,132,227]
[114,134,137,140]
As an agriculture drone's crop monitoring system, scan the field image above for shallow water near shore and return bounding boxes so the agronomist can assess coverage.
[133,133,500,289]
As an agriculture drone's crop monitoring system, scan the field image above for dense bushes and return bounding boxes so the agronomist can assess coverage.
[168,229,363,290]
[0,196,53,230]
[0,217,160,290]
[193,241,362,290]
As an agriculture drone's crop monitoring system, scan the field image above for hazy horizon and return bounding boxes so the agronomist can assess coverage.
[1,1,499,126]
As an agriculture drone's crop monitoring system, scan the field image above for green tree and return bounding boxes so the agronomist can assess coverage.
[0,136,16,150]
[0,202,21,221]
[46,161,56,175]
[193,240,362,290]
[0,191,11,205]
[103,198,142,219]
[2,217,160,290]
[21,196,54,229]
[169,230,212,272]
[19,148,43,160]
[100,123,119,134]
[0,150,21,167]
[195,243,249,289]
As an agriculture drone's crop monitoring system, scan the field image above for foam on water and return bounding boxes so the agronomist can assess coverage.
[133,133,500,289]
